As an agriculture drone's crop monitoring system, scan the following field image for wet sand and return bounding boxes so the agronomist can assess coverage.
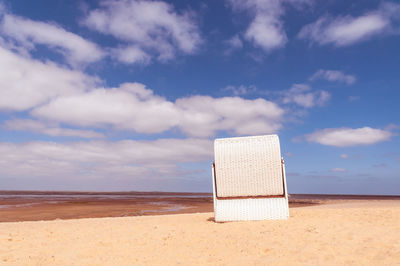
[1,191,399,222]
[0,191,213,222]
[0,199,399,265]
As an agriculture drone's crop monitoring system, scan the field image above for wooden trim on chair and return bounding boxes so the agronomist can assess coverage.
[213,160,286,200]
[280,157,286,198]
[212,162,219,198]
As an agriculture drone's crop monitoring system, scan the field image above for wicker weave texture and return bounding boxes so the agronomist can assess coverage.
[213,197,289,222]
[214,135,283,197]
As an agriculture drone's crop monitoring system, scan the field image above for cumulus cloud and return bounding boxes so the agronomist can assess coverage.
[112,45,151,65]
[227,0,311,52]
[3,119,105,139]
[0,10,105,66]
[298,2,400,47]
[228,0,286,51]
[31,82,284,137]
[310,69,356,85]
[0,46,99,111]
[0,138,213,180]
[176,95,283,137]
[0,45,284,138]
[282,84,330,108]
[83,0,201,64]
[305,127,393,147]
[32,83,180,134]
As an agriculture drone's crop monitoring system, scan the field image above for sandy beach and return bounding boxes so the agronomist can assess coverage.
[1,199,399,265]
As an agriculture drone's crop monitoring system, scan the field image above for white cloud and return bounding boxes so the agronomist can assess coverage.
[224,34,243,55]
[176,95,284,137]
[3,119,105,139]
[228,0,286,51]
[0,138,213,180]
[0,46,99,111]
[83,0,201,64]
[32,82,285,137]
[340,153,349,159]
[0,45,284,138]
[305,127,393,147]
[298,2,400,46]
[282,84,330,108]
[226,34,243,49]
[112,46,151,65]
[331,168,346,172]
[221,84,257,96]
[245,12,287,51]
[0,12,105,66]
[310,69,356,85]
[227,0,311,52]
[385,123,400,131]
[32,83,180,134]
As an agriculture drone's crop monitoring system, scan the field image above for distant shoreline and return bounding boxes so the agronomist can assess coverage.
[0,190,213,196]
[1,190,399,199]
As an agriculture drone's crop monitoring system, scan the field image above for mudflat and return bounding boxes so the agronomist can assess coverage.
[0,191,331,222]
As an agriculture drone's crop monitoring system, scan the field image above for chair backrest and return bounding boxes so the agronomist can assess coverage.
[214,135,284,198]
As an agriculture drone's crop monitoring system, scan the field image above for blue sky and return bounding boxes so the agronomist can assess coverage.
[0,0,399,194]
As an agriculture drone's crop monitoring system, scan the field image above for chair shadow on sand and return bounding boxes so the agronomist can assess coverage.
[207,217,215,222]
[206,216,232,223]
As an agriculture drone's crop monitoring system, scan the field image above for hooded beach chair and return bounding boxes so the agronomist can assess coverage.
[212,134,289,222]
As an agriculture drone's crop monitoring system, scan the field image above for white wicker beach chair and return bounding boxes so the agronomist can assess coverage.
[212,135,289,222]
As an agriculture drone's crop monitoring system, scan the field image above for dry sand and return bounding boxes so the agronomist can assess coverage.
[1,200,399,265]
